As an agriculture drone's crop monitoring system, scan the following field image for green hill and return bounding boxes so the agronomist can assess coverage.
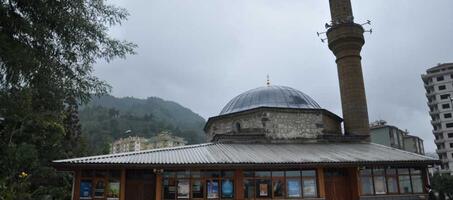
[79,95,206,154]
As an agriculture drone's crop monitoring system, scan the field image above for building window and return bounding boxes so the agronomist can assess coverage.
[163,170,234,200]
[450,143,453,148]
[447,123,453,128]
[244,170,317,199]
[79,170,121,199]
[359,167,425,196]
[441,94,450,100]
[439,85,447,90]
[445,113,452,118]
[437,76,445,81]
[448,133,453,138]
[442,104,451,109]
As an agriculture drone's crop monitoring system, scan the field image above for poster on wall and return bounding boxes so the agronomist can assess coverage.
[287,180,301,197]
[221,179,233,198]
[207,180,219,199]
[80,180,92,199]
[106,181,120,200]
[259,183,268,196]
[177,180,190,199]
[303,179,316,197]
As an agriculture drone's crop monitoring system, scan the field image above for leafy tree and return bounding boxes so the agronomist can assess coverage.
[431,173,453,200]
[0,0,135,199]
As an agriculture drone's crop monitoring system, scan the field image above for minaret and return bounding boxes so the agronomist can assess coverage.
[326,0,370,138]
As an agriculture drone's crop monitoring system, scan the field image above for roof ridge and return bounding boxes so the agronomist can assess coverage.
[369,142,435,160]
[53,143,214,163]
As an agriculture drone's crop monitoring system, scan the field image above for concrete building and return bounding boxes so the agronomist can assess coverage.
[422,63,453,174]
[370,120,425,155]
[110,132,187,154]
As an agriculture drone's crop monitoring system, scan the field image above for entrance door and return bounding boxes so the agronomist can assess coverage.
[324,169,352,200]
[126,170,156,200]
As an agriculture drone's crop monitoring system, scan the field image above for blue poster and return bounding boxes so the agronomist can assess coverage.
[207,180,219,199]
[80,180,92,198]
[222,179,233,198]
[287,180,301,197]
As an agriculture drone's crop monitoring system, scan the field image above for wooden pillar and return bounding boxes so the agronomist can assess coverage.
[317,168,325,198]
[234,169,244,200]
[348,167,360,200]
[155,171,162,200]
[120,169,126,200]
[73,170,81,200]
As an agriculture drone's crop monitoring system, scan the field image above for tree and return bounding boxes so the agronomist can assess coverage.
[0,0,135,199]
[431,173,453,200]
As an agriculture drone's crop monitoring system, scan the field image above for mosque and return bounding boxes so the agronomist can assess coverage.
[53,0,438,200]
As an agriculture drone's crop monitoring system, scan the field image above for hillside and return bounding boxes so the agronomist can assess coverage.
[79,95,206,154]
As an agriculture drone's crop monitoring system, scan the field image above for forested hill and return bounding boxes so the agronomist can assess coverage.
[79,95,206,154]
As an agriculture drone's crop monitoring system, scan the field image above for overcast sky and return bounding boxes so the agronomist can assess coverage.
[95,0,453,152]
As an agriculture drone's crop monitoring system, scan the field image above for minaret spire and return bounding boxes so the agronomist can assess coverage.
[266,74,270,86]
[326,0,370,139]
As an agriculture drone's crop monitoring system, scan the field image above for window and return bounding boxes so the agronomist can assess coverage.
[398,169,412,194]
[244,170,317,199]
[439,85,447,90]
[373,168,387,195]
[447,123,453,128]
[442,104,450,109]
[359,169,373,195]
[437,76,445,81]
[450,143,453,148]
[445,113,452,118]
[163,170,234,200]
[79,170,121,200]
[448,133,453,138]
[359,167,425,196]
[441,94,450,99]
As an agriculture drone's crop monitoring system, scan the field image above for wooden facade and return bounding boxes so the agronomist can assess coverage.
[66,165,430,200]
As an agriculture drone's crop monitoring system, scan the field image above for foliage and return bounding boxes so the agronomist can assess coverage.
[0,0,135,199]
[431,173,453,200]
[79,95,206,155]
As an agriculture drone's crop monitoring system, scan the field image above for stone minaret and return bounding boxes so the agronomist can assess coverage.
[327,0,370,138]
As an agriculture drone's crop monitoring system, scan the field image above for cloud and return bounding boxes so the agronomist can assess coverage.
[95,0,453,152]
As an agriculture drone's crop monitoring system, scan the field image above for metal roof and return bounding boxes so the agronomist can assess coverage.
[219,85,321,115]
[53,143,437,167]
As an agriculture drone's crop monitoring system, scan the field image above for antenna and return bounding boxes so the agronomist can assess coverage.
[266,75,270,86]
[325,23,332,29]
[364,28,373,34]
[320,38,327,43]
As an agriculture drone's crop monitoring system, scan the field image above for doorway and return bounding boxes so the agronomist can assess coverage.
[324,169,352,200]
[126,170,156,200]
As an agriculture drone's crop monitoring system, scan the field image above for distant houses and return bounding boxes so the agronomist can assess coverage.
[110,131,187,154]
[370,120,425,155]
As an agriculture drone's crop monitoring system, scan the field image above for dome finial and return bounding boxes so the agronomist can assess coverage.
[266,74,270,86]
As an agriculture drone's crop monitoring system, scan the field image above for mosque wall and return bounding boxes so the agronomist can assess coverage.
[206,108,342,141]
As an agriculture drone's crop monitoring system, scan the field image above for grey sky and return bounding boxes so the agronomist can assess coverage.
[95,0,453,152]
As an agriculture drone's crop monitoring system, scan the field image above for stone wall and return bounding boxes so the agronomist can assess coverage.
[205,108,342,142]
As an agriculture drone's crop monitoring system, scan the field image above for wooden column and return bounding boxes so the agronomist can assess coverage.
[348,167,360,200]
[120,169,126,200]
[234,169,244,200]
[317,168,325,198]
[155,171,163,200]
[73,170,81,200]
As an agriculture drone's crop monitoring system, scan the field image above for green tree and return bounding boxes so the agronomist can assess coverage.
[0,0,135,199]
[431,173,453,200]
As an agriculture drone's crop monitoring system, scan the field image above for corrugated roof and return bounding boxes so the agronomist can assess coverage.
[53,143,437,167]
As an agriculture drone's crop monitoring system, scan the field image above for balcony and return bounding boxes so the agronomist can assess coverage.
[436,149,449,153]
[430,110,441,115]
[434,139,445,144]
[431,119,442,125]
[433,129,443,134]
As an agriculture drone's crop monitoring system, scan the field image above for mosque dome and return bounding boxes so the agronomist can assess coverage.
[219,85,321,115]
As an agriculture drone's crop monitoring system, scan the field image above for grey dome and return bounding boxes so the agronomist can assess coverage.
[220,85,321,115]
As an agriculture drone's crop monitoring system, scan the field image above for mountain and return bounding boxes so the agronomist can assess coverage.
[79,95,206,154]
